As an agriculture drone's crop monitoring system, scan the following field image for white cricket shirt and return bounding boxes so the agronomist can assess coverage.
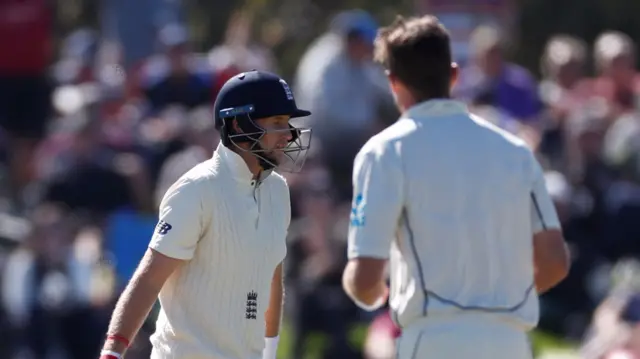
[347,99,561,331]
[148,142,290,359]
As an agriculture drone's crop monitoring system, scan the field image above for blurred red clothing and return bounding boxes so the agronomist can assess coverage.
[213,65,241,99]
[575,75,640,116]
[0,0,52,75]
[605,349,639,359]
[368,310,401,339]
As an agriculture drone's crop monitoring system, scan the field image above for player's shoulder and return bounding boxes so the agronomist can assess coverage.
[357,120,412,160]
[469,113,538,170]
[470,113,530,150]
[180,158,218,180]
[264,171,290,196]
[262,171,291,217]
[166,159,217,193]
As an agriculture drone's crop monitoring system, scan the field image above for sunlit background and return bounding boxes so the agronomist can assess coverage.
[2,0,640,358]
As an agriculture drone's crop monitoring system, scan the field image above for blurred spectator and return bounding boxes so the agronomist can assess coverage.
[294,9,394,201]
[581,260,640,359]
[206,10,275,102]
[565,106,611,180]
[154,106,219,207]
[208,10,278,75]
[540,35,588,111]
[539,171,603,339]
[2,203,112,359]
[538,35,589,170]
[455,25,542,125]
[600,113,640,260]
[52,28,100,86]
[38,116,152,218]
[0,0,53,205]
[285,161,363,359]
[558,107,614,261]
[588,31,640,119]
[137,23,214,112]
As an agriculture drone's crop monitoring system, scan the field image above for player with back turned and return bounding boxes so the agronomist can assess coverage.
[341,15,570,358]
[99,70,312,359]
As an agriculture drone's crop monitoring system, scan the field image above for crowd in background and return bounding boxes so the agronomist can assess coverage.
[3,2,640,359]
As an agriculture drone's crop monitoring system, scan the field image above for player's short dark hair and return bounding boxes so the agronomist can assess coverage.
[374,15,453,100]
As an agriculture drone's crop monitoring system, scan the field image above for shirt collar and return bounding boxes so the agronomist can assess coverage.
[403,99,468,119]
[215,142,272,187]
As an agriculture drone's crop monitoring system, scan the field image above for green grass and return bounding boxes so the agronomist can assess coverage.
[277,322,367,359]
[277,322,577,359]
[530,331,579,356]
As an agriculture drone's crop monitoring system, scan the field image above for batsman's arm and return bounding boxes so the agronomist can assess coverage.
[263,177,290,359]
[343,140,403,310]
[262,263,284,359]
[103,249,184,354]
[102,177,206,357]
[264,262,284,338]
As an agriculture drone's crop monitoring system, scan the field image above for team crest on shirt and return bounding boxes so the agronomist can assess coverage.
[245,291,258,320]
[350,194,366,227]
[156,220,172,235]
[279,79,294,100]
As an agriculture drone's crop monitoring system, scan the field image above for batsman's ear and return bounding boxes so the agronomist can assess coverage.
[450,62,459,90]
[386,71,401,93]
[231,118,242,133]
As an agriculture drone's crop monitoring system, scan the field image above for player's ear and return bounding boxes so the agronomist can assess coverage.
[231,118,243,133]
[450,62,459,90]
[386,71,401,93]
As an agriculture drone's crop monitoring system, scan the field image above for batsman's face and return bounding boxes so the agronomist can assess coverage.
[257,115,293,161]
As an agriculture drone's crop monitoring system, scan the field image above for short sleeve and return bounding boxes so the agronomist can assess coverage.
[528,152,561,234]
[149,178,204,260]
[348,141,404,259]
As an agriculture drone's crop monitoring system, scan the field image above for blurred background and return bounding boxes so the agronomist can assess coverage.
[3,0,640,358]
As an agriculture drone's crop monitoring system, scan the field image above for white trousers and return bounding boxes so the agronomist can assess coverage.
[396,315,533,359]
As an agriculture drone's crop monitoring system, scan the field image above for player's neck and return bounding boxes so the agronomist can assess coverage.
[398,93,451,113]
[236,150,263,179]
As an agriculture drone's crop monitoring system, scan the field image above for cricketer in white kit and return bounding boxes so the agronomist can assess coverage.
[342,16,571,359]
[99,70,312,359]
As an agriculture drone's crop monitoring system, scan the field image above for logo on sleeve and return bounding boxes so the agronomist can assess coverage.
[350,194,366,227]
[156,220,173,235]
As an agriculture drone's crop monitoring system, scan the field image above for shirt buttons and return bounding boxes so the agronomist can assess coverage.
[251,180,256,186]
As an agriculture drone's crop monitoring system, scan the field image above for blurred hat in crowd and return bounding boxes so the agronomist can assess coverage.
[330,9,378,45]
[158,23,189,48]
[541,35,587,77]
[594,31,636,72]
[470,25,506,56]
[545,171,572,205]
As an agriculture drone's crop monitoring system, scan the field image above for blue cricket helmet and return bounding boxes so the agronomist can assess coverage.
[213,70,312,172]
